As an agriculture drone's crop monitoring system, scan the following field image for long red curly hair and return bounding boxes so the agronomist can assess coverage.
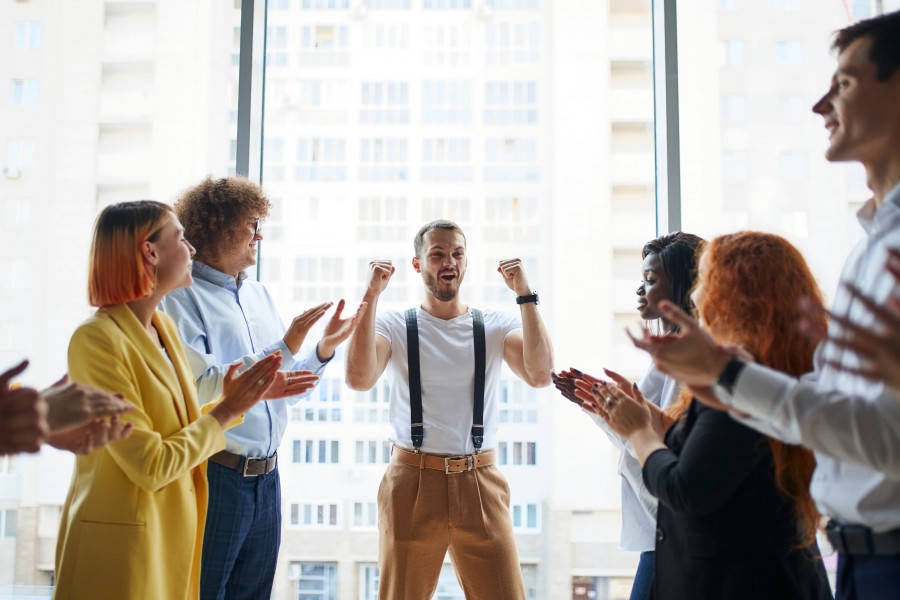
[667,231,825,546]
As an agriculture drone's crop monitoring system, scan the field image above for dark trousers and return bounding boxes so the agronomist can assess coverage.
[837,552,900,600]
[630,551,655,600]
[200,461,282,600]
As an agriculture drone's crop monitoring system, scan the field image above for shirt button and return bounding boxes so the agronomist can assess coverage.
[656,528,665,542]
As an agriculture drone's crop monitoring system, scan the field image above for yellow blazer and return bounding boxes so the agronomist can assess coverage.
[54,304,226,600]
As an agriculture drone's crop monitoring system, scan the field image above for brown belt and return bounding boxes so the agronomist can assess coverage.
[209,449,277,477]
[392,445,495,474]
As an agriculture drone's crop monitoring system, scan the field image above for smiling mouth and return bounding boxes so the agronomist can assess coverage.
[440,272,457,282]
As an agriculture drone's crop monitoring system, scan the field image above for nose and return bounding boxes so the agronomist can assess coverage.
[188,241,196,258]
[812,91,831,116]
[636,282,645,296]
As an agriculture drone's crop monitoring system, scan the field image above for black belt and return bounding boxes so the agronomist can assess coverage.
[826,521,900,556]
[209,449,277,477]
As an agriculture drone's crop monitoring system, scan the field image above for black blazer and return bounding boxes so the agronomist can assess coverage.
[643,400,833,600]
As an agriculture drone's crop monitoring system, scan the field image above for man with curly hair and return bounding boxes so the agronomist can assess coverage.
[160,176,363,600]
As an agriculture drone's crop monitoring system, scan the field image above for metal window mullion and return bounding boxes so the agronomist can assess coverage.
[652,0,682,234]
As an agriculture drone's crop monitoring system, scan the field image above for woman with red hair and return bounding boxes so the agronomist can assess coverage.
[583,232,833,599]
[53,201,316,600]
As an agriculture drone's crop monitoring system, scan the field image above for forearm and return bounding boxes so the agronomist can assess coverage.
[519,304,554,387]
[345,292,381,391]
[626,426,667,467]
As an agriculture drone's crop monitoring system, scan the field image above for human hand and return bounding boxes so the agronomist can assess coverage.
[627,300,732,387]
[211,352,283,427]
[824,264,900,396]
[497,258,532,297]
[551,368,586,406]
[366,260,395,297]
[603,367,675,437]
[0,384,47,455]
[284,302,333,355]
[262,369,319,400]
[46,415,134,455]
[42,375,133,433]
[316,299,368,361]
[576,379,653,440]
[797,296,829,346]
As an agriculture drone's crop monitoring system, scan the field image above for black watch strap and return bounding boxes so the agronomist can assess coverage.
[717,357,746,395]
[516,291,539,305]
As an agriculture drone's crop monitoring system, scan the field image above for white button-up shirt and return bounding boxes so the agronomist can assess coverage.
[716,183,900,533]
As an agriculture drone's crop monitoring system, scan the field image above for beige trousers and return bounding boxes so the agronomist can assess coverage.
[377,450,526,600]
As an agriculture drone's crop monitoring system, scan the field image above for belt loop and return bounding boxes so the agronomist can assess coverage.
[419,453,425,470]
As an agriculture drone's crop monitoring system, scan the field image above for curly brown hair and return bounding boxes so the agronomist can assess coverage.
[174,176,271,263]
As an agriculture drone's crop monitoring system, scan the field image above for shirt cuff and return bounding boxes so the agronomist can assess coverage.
[714,361,794,420]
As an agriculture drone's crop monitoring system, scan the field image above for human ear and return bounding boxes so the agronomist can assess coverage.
[412,256,421,273]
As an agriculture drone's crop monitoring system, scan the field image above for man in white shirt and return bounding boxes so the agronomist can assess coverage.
[345,220,554,599]
[629,11,900,599]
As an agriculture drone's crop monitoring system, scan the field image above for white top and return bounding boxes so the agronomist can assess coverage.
[375,307,521,455]
[716,184,900,533]
[587,364,680,552]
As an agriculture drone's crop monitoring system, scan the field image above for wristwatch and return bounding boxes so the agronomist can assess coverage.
[516,291,539,305]
[716,356,746,395]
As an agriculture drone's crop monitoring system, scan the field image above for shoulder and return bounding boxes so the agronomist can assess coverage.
[480,309,522,335]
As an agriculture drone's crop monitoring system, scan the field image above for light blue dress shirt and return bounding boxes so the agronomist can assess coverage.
[160,261,330,458]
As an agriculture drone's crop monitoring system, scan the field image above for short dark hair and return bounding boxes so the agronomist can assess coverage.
[642,232,705,317]
[174,176,271,263]
[413,220,466,258]
[833,10,900,81]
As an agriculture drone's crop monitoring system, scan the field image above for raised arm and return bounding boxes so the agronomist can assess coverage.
[345,260,394,391]
[498,258,553,388]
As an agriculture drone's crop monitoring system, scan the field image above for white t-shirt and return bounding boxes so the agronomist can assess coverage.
[375,307,522,455]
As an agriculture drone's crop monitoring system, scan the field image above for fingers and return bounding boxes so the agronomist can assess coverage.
[658,300,696,333]
[0,359,29,390]
[329,299,347,320]
[48,372,69,389]
[822,359,880,382]
[843,284,900,331]
[224,362,242,384]
[887,248,900,281]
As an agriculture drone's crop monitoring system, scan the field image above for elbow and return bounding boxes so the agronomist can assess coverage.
[344,372,375,392]
[523,370,553,388]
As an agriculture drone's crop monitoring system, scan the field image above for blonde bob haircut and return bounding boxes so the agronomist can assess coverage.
[88,200,173,307]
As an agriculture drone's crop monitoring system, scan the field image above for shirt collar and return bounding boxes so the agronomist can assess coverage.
[191,260,248,291]
[857,182,900,237]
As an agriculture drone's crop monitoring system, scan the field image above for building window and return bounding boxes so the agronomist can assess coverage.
[291,257,344,303]
[778,95,805,123]
[498,441,537,466]
[292,439,340,464]
[355,440,391,464]
[352,502,378,529]
[484,197,540,243]
[358,138,408,181]
[360,82,409,124]
[421,81,471,124]
[421,138,472,182]
[0,509,17,538]
[356,196,407,242]
[424,0,472,7]
[14,22,42,49]
[291,378,343,422]
[511,503,540,531]
[421,197,471,223]
[266,25,288,67]
[363,0,411,8]
[295,138,347,181]
[363,23,409,49]
[484,138,538,182]
[360,563,380,600]
[12,79,39,106]
[723,40,745,66]
[289,503,339,528]
[485,81,538,125]
[7,140,36,170]
[353,380,392,423]
[424,24,471,66]
[775,40,803,66]
[720,95,747,123]
[301,0,351,8]
[486,22,540,66]
[290,562,337,600]
[498,379,539,424]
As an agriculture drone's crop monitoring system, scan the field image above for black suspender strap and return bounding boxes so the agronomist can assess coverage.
[471,308,486,451]
[405,308,424,449]
[404,308,487,452]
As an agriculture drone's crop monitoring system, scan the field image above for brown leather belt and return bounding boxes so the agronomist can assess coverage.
[392,445,495,474]
[209,449,277,477]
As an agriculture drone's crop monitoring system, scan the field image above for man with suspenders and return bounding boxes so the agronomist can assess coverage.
[346,220,554,599]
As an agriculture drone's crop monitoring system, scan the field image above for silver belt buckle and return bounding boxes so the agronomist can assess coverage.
[242,456,258,477]
[444,455,473,474]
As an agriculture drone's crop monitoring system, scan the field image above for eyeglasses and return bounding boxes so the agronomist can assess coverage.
[251,219,261,237]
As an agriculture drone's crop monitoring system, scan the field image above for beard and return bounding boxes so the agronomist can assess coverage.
[423,270,463,302]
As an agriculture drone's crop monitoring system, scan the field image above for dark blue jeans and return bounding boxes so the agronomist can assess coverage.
[630,551,655,600]
[836,552,900,600]
[200,461,282,600]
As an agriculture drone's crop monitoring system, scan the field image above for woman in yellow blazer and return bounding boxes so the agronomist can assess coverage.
[53,201,301,599]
